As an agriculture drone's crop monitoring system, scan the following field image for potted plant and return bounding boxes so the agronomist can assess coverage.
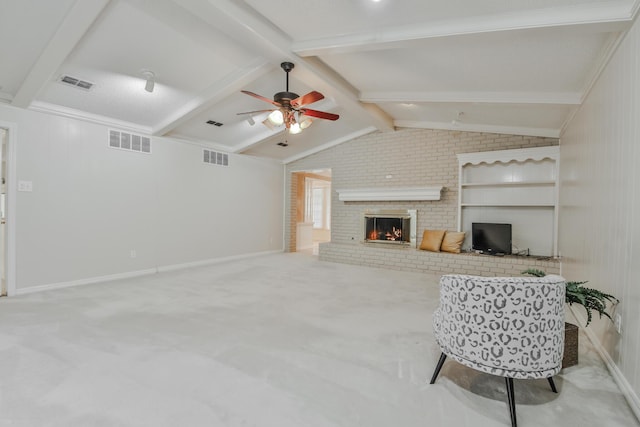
[521,268,618,368]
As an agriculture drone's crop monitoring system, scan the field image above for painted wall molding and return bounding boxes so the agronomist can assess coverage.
[336,186,443,202]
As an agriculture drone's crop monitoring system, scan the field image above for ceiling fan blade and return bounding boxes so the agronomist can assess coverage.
[301,108,339,121]
[241,90,281,107]
[236,109,275,115]
[291,91,324,108]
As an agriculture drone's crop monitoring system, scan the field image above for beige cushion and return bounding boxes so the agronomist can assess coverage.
[420,229,446,252]
[441,231,465,253]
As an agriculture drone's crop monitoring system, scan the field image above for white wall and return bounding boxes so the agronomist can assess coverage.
[559,16,640,416]
[0,104,284,291]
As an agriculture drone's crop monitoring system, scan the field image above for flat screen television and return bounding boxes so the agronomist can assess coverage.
[472,223,512,255]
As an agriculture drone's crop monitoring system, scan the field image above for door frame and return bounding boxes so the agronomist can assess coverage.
[290,169,331,252]
[0,121,17,296]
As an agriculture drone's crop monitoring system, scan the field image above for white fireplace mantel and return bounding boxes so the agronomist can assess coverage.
[336,186,443,202]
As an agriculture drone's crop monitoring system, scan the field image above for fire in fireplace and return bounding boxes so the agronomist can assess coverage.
[363,210,417,247]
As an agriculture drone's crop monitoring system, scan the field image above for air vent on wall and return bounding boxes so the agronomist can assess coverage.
[206,120,223,127]
[203,149,228,166]
[109,130,151,154]
[59,75,94,90]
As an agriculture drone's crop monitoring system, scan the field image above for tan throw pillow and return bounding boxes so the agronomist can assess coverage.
[441,231,465,253]
[420,229,446,252]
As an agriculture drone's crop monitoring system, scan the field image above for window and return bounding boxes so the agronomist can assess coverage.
[305,178,331,230]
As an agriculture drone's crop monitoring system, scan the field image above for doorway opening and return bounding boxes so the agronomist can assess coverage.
[1,128,7,295]
[0,122,15,297]
[292,169,331,255]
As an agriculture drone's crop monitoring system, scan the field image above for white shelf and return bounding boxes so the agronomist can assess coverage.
[461,180,555,187]
[461,203,555,207]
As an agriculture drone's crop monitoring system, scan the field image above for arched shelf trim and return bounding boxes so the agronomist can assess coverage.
[457,146,559,167]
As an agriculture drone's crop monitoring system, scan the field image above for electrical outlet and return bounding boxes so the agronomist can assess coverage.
[130,249,137,258]
[614,313,622,334]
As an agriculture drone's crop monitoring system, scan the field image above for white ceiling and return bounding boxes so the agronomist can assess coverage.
[1,0,638,162]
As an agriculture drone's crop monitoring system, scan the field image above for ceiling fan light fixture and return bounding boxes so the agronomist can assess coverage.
[299,117,312,130]
[268,109,284,126]
[238,61,338,133]
[289,122,302,134]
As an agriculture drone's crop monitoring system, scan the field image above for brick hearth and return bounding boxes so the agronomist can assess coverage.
[319,242,560,276]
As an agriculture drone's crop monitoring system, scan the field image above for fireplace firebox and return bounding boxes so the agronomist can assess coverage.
[363,210,417,247]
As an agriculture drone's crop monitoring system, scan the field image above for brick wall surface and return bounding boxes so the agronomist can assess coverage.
[285,128,559,275]
[319,242,560,276]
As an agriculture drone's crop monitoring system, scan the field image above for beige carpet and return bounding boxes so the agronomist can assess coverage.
[0,252,637,426]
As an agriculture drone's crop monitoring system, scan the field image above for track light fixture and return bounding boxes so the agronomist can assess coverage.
[141,70,155,93]
[451,111,464,126]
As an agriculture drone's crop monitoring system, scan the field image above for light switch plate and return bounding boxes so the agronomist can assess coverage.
[18,180,33,192]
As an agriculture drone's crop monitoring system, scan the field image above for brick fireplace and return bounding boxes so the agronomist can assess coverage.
[363,209,417,247]
[284,128,560,276]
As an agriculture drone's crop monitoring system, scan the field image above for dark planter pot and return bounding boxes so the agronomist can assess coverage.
[563,322,579,368]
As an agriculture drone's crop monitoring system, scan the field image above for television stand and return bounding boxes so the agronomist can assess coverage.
[475,250,506,256]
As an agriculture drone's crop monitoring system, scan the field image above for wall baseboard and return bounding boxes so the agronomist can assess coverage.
[15,250,284,296]
[570,306,640,422]
[156,249,283,273]
[16,268,158,295]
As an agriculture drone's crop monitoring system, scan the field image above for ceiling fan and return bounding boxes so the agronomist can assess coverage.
[237,62,339,134]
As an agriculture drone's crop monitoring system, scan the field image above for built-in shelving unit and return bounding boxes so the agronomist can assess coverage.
[457,146,559,256]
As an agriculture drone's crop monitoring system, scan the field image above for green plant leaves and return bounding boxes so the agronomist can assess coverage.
[521,270,618,326]
[521,268,546,277]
